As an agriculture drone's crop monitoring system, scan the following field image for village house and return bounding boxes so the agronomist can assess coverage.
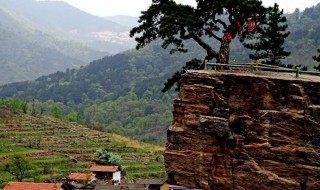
[68,173,97,189]
[90,165,121,185]
[2,182,63,190]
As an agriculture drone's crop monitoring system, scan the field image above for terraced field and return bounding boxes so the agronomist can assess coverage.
[0,106,165,187]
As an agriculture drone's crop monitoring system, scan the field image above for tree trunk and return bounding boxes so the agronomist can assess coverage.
[219,36,230,65]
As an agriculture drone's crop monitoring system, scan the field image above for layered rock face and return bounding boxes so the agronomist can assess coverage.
[165,70,320,190]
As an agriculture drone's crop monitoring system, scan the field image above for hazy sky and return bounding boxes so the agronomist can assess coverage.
[50,0,320,17]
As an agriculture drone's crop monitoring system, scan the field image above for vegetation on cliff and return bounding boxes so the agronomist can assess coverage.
[130,0,267,91]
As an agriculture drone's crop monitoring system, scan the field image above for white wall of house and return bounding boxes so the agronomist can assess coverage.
[112,171,121,184]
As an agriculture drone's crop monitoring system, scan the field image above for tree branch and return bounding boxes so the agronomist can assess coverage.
[213,19,228,30]
[207,31,222,42]
[179,27,218,60]
[193,35,219,60]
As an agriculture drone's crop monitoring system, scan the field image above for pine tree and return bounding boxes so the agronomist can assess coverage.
[313,49,320,71]
[130,0,267,91]
[242,3,290,66]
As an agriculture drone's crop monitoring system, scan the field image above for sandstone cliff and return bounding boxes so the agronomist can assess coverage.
[165,70,320,190]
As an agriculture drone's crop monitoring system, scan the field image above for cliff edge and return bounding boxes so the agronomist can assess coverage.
[165,70,320,190]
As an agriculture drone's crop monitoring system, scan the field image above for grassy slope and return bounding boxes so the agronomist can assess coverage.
[0,106,165,187]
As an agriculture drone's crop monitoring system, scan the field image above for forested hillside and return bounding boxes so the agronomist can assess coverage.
[284,4,320,66]
[0,44,195,144]
[0,5,107,85]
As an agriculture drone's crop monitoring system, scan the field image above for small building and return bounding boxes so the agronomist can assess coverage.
[3,182,63,190]
[90,165,121,185]
[68,173,96,189]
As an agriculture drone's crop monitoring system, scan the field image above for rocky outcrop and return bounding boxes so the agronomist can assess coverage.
[165,70,320,190]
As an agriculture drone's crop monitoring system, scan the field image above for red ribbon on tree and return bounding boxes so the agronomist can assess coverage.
[225,33,232,42]
[247,18,256,32]
[207,27,213,33]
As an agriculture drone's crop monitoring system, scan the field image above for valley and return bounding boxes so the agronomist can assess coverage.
[0,0,320,189]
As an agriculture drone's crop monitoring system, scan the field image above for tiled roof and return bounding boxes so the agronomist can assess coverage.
[90,165,119,172]
[68,173,95,181]
[3,182,62,190]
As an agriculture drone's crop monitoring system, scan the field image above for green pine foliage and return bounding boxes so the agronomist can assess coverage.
[130,0,267,91]
[242,3,291,65]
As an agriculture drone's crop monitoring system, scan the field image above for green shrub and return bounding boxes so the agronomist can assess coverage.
[95,149,122,170]
[67,112,77,122]
[0,98,23,113]
[51,106,62,119]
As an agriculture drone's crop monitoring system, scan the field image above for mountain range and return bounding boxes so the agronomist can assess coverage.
[0,0,136,53]
[0,0,138,85]
[0,5,107,85]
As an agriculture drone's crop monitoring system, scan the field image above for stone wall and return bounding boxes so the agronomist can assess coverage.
[165,70,320,190]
